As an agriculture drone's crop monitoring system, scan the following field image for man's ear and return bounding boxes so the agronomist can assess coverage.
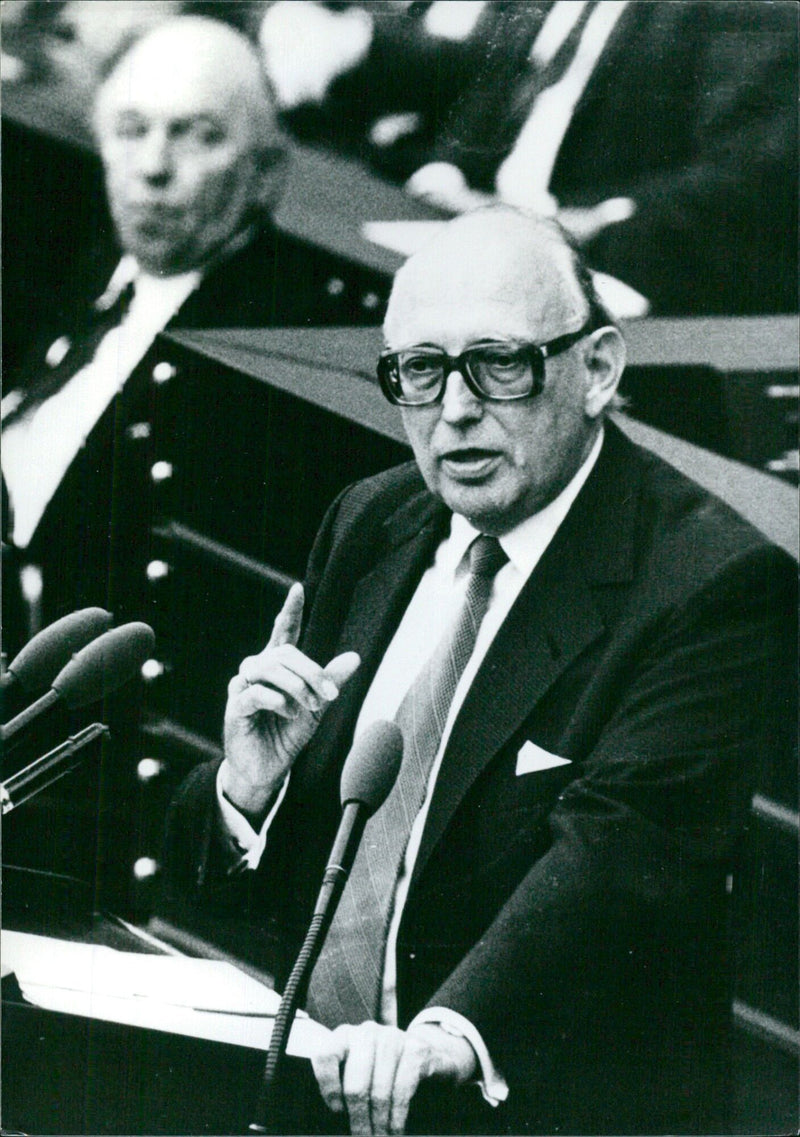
[254,145,290,213]
[583,326,626,418]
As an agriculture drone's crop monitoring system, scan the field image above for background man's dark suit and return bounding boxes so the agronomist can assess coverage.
[432,0,797,314]
[277,0,539,186]
[161,423,797,1134]
[2,221,390,655]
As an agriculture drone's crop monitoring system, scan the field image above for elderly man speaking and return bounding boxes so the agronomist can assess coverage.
[162,208,796,1135]
[2,16,387,651]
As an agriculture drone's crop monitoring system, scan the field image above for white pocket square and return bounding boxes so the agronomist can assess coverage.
[516,741,572,776]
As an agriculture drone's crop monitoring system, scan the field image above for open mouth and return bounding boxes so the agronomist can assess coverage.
[440,449,501,479]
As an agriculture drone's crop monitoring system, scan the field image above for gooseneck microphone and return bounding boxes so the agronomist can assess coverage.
[250,720,404,1133]
[318,720,405,927]
[1,607,113,694]
[1,622,155,741]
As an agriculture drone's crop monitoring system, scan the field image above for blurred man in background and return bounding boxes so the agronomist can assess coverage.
[2,15,389,654]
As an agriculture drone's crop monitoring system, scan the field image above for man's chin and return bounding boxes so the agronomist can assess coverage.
[437,482,512,534]
[127,239,194,276]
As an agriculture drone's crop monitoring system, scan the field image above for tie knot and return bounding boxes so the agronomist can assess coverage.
[468,535,508,578]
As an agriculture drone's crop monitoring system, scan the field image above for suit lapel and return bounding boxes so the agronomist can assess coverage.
[293,489,449,799]
[412,525,605,882]
[560,3,684,161]
[413,425,642,881]
[169,224,282,329]
[553,2,641,173]
[25,354,153,560]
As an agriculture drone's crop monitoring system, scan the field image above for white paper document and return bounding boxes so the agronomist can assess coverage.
[2,930,331,1057]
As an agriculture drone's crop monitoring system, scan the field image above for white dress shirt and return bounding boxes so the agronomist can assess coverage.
[2,256,200,549]
[218,430,604,1101]
[495,0,630,213]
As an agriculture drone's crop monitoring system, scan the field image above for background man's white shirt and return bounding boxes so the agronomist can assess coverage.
[495,1,630,212]
[2,257,200,549]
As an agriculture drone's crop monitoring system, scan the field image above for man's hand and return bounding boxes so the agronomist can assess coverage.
[311,1021,477,1135]
[405,163,493,213]
[220,583,360,821]
[557,197,636,245]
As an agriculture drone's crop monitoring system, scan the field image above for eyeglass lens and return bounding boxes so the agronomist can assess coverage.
[396,345,539,402]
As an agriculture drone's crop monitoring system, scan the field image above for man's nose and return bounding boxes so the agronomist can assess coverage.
[135,129,173,186]
[440,368,483,424]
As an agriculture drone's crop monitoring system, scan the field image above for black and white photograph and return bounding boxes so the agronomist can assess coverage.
[1,2,797,1134]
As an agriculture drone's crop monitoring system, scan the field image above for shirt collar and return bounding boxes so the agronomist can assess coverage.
[446,428,605,577]
[97,255,202,309]
[94,255,139,309]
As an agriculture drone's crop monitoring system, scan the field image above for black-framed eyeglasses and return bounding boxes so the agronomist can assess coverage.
[377,322,594,406]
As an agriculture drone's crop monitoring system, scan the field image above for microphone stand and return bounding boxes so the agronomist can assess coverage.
[249,801,366,1134]
[1,723,109,814]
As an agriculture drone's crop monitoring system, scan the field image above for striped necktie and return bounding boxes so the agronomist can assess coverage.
[306,535,508,1027]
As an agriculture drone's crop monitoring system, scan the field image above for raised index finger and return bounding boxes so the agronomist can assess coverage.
[268,582,305,648]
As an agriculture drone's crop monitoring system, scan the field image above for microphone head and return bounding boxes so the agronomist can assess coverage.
[340,720,403,816]
[52,622,156,709]
[6,608,113,693]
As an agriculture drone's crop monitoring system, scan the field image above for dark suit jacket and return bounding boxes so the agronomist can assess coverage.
[281,0,546,185]
[2,220,391,655]
[161,423,797,1134]
[433,0,797,315]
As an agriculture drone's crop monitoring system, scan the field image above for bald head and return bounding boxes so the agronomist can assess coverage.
[95,17,279,149]
[381,206,626,533]
[385,207,595,352]
[93,17,286,274]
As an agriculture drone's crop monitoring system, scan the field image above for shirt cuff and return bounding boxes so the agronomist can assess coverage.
[215,763,290,871]
[409,1007,509,1106]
